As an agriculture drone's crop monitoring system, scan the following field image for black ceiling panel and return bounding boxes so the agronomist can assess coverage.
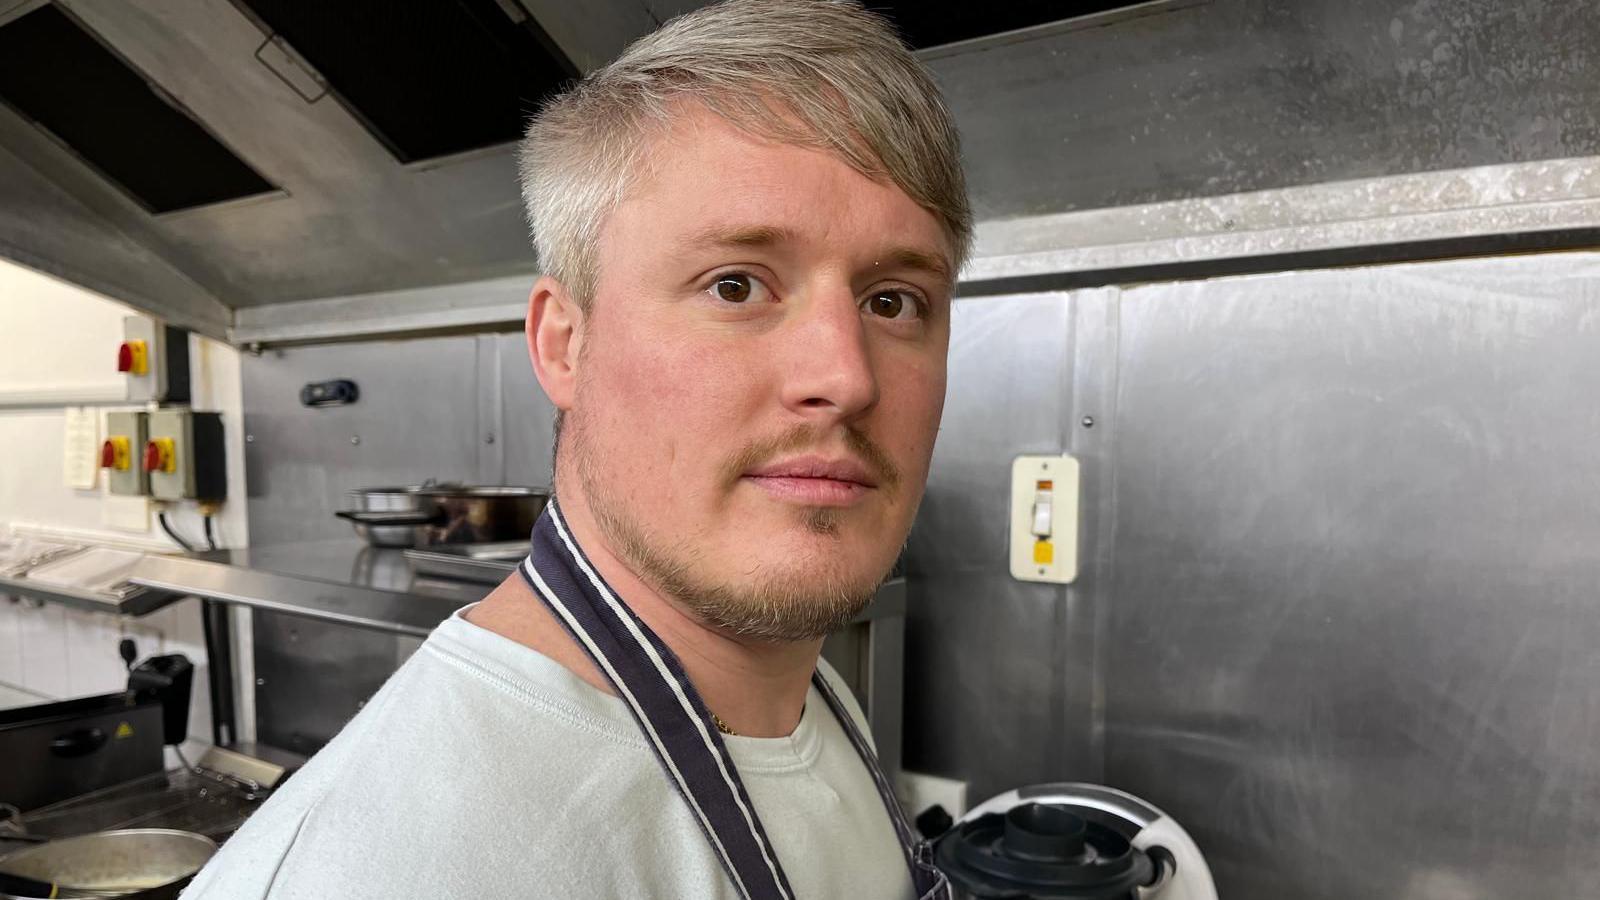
[234,0,578,164]
[872,1,1154,49]
[0,4,274,214]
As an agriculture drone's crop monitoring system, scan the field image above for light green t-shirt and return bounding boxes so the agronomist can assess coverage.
[182,607,913,900]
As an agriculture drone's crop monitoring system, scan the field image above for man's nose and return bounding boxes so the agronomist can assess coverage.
[778,290,879,422]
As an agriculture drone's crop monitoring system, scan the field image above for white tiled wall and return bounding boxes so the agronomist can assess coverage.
[0,596,214,744]
[0,259,246,753]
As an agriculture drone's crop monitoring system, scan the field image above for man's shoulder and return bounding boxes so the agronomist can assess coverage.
[182,625,668,898]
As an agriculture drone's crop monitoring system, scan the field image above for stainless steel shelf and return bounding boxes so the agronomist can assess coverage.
[128,541,495,637]
[0,570,184,617]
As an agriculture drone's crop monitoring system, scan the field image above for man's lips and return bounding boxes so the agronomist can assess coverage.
[742,455,878,507]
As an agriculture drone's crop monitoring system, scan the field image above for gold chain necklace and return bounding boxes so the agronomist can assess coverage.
[710,711,737,737]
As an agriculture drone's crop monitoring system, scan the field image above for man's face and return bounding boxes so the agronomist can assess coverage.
[560,104,953,641]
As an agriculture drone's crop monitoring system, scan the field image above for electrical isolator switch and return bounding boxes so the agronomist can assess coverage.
[101,436,130,471]
[103,411,149,497]
[147,408,226,501]
[143,437,177,474]
[1010,455,1080,584]
[116,339,148,375]
[120,316,191,403]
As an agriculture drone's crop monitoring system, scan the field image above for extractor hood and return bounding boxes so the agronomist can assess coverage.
[0,0,1185,344]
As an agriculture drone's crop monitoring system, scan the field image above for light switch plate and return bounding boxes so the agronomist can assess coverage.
[1009,454,1080,584]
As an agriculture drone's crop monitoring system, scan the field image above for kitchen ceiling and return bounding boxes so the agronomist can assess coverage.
[0,0,1163,326]
[869,1,1154,49]
[227,0,577,164]
[0,4,274,213]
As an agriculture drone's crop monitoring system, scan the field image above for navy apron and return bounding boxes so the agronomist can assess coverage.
[518,501,951,900]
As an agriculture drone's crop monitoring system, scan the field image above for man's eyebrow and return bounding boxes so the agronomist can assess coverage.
[680,224,800,250]
[679,223,954,284]
[877,247,953,285]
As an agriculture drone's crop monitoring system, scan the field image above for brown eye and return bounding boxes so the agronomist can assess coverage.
[865,291,910,319]
[713,274,752,303]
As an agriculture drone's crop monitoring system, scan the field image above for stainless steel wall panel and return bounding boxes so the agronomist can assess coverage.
[252,608,415,754]
[902,292,1086,801]
[1103,251,1600,900]
[241,336,484,544]
[233,253,1600,899]
[934,0,1600,220]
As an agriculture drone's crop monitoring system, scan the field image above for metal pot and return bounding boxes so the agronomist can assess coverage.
[336,485,548,549]
[0,828,216,899]
[337,485,429,548]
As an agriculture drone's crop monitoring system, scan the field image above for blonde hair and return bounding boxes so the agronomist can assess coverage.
[517,0,972,306]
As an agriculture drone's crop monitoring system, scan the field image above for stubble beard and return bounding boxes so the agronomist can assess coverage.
[568,414,902,643]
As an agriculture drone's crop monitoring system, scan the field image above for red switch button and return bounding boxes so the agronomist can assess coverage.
[101,436,131,471]
[116,340,148,375]
[143,437,176,474]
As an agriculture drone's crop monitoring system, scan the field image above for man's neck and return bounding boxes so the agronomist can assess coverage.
[468,485,823,739]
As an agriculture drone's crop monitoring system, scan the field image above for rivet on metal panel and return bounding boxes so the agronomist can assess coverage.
[1081,416,1095,428]
[350,435,361,446]
[245,434,255,443]
[255,678,266,686]
[485,432,496,445]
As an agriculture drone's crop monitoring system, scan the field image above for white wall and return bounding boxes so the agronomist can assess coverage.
[0,258,249,753]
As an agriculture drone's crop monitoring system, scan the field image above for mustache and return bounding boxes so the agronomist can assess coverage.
[722,425,901,493]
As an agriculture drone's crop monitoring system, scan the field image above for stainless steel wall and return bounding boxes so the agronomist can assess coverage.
[1099,252,1600,899]
[243,251,1600,897]
[902,251,1600,899]
[241,331,554,544]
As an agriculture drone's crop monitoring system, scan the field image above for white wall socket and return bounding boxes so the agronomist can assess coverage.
[896,770,969,820]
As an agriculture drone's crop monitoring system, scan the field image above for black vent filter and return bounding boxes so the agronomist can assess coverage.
[236,0,577,163]
[934,803,1157,899]
[0,4,274,213]
[873,1,1150,49]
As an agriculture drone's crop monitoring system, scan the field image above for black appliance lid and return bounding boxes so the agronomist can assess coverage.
[935,802,1156,899]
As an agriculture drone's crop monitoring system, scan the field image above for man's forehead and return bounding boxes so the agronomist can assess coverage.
[605,102,955,278]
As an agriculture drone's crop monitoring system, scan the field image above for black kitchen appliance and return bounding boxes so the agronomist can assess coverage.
[0,654,192,813]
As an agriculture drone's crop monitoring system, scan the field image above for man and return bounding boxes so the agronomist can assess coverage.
[184,1,970,896]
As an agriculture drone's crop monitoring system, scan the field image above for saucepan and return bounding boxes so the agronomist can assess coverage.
[0,828,216,899]
[336,484,549,549]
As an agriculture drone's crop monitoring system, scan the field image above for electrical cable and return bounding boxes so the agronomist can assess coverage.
[157,510,196,553]
[203,515,218,551]
[173,744,195,774]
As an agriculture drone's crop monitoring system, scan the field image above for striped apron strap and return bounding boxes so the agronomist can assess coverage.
[519,503,796,900]
[520,500,948,899]
[812,673,953,900]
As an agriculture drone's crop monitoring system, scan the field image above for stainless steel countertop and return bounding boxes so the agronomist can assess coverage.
[129,541,496,637]
[129,538,907,637]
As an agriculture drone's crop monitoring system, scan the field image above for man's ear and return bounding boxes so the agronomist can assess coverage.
[526,275,583,411]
